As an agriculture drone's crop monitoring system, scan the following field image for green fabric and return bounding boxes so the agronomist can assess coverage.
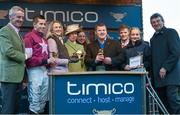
[0,24,25,83]
[65,40,86,72]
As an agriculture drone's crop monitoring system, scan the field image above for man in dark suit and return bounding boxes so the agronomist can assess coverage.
[85,23,125,71]
[0,6,26,114]
[150,13,180,114]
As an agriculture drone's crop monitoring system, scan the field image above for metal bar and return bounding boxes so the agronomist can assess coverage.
[145,73,169,114]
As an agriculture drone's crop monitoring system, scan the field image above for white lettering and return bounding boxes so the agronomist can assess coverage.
[66,11,69,22]
[86,83,107,95]
[25,8,34,21]
[71,11,83,22]
[124,83,134,94]
[85,12,98,22]
[25,8,98,23]
[67,81,134,96]
[67,81,81,95]
[44,11,65,21]
[112,83,123,94]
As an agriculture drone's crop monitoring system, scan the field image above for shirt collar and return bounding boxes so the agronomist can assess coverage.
[98,37,107,49]
[155,26,165,35]
[98,37,107,44]
[121,39,129,48]
[8,23,19,34]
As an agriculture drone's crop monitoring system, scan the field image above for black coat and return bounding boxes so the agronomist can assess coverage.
[150,27,180,88]
[125,40,151,70]
[85,38,126,71]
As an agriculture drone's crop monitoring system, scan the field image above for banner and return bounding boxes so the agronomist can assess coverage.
[0,2,142,29]
[50,72,146,114]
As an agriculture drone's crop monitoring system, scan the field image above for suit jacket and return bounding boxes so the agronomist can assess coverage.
[0,24,25,83]
[85,38,126,71]
[150,27,180,88]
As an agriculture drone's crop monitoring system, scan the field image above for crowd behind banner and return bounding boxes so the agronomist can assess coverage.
[1,6,180,114]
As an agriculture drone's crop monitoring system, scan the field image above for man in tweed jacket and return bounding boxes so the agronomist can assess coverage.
[0,6,26,114]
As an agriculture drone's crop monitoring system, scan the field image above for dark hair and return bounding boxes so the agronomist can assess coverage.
[95,23,106,31]
[33,15,45,24]
[150,13,164,22]
[118,24,130,32]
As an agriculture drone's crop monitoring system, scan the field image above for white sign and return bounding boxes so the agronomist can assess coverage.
[129,55,142,68]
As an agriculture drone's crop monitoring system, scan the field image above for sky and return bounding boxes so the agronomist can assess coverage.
[142,0,180,41]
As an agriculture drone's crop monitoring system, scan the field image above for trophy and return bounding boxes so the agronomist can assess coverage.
[76,50,84,59]
[52,52,58,58]
[98,49,104,55]
[96,48,105,71]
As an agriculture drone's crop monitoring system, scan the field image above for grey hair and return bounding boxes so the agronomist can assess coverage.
[9,6,24,17]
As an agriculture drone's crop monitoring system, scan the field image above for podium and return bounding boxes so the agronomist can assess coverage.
[48,71,147,114]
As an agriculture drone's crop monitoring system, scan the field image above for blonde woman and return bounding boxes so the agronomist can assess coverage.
[47,20,69,72]
[124,27,151,71]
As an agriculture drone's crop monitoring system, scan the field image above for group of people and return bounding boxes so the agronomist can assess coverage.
[1,5,180,114]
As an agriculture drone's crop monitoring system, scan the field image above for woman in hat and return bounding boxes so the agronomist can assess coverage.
[65,24,86,72]
[46,20,69,72]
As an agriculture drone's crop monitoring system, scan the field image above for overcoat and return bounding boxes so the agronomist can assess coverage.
[150,27,180,88]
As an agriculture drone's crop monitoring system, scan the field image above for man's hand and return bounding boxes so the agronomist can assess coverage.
[103,57,112,65]
[22,82,28,90]
[159,67,166,79]
[95,53,104,63]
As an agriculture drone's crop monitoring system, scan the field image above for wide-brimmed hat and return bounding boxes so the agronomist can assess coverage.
[65,24,81,35]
